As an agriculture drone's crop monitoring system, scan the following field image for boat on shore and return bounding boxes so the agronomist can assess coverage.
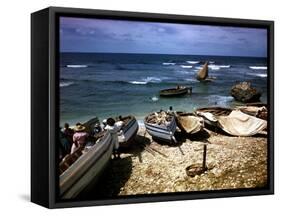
[159,86,191,97]
[195,107,232,127]
[176,112,204,134]
[59,117,113,199]
[195,107,267,136]
[144,111,177,143]
[117,115,139,148]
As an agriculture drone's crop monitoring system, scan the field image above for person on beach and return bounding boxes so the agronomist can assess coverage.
[62,123,74,145]
[102,119,107,129]
[59,129,71,160]
[104,118,123,159]
[71,123,89,154]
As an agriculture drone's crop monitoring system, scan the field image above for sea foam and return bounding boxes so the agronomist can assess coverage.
[66,64,88,68]
[249,66,267,70]
[180,65,193,69]
[186,61,200,64]
[60,81,74,87]
[162,62,176,66]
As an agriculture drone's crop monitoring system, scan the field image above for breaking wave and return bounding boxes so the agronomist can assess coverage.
[66,64,88,68]
[249,66,267,70]
[128,77,163,85]
[60,81,74,87]
[162,62,176,66]
[186,61,200,64]
[180,65,193,69]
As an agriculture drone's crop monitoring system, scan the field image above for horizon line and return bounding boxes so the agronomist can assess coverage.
[59,51,267,58]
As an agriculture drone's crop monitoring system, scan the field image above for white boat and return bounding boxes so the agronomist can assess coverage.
[117,115,139,147]
[59,117,113,199]
[144,112,177,143]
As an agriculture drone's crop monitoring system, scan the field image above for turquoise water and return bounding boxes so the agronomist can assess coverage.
[59,53,267,126]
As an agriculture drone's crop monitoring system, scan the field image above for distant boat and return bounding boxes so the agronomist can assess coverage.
[59,117,113,199]
[144,112,177,143]
[176,112,204,134]
[196,61,209,81]
[117,115,139,148]
[159,86,191,97]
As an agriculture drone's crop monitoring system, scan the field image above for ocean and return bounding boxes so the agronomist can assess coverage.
[59,53,267,126]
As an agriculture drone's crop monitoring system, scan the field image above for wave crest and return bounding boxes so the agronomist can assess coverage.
[249,66,267,70]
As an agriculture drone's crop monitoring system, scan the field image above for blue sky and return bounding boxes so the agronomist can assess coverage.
[60,17,267,57]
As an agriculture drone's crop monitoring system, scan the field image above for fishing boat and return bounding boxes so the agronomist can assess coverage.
[237,103,268,120]
[195,107,232,127]
[159,86,191,97]
[196,61,216,82]
[59,117,113,199]
[144,111,177,143]
[217,110,267,136]
[176,112,204,134]
[196,107,267,136]
[117,115,139,148]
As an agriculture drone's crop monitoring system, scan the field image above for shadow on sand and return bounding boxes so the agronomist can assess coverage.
[77,156,133,200]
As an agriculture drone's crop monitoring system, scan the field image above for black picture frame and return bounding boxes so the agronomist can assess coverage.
[31,6,274,209]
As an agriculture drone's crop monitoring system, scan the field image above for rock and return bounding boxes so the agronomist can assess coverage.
[230,82,261,103]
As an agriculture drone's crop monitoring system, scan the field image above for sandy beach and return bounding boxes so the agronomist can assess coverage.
[80,126,267,199]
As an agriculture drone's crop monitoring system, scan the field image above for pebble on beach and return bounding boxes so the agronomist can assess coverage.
[84,127,267,199]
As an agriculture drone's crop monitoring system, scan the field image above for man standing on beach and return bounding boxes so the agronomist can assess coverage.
[104,118,123,159]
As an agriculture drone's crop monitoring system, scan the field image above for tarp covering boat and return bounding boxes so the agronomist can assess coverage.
[176,113,204,134]
[217,110,267,136]
[237,106,267,120]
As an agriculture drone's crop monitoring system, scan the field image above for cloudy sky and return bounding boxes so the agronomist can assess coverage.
[60,17,267,57]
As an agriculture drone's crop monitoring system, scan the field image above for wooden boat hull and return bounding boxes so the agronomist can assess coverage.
[195,107,232,127]
[144,115,177,143]
[159,87,189,97]
[59,131,113,199]
[118,116,139,147]
[176,112,204,134]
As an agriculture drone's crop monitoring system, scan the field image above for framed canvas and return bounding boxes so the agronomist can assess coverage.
[31,6,274,208]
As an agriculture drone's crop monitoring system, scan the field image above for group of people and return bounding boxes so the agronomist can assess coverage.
[59,117,123,161]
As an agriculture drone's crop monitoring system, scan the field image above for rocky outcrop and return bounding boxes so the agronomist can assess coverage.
[230,82,261,103]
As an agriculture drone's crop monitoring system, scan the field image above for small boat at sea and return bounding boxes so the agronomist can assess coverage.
[176,112,204,134]
[159,86,191,97]
[196,61,215,82]
[144,111,177,143]
[117,115,139,148]
[59,117,113,199]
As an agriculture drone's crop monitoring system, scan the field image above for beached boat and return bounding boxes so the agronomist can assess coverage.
[217,110,267,136]
[196,107,267,136]
[236,103,268,120]
[59,117,113,199]
[195,107,232,126]
[176,112,204,134]
[144,111,177,143]
[117,115,139,148]
[159,86,191,97]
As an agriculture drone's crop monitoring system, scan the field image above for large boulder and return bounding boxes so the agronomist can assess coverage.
[230,82,261,103]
